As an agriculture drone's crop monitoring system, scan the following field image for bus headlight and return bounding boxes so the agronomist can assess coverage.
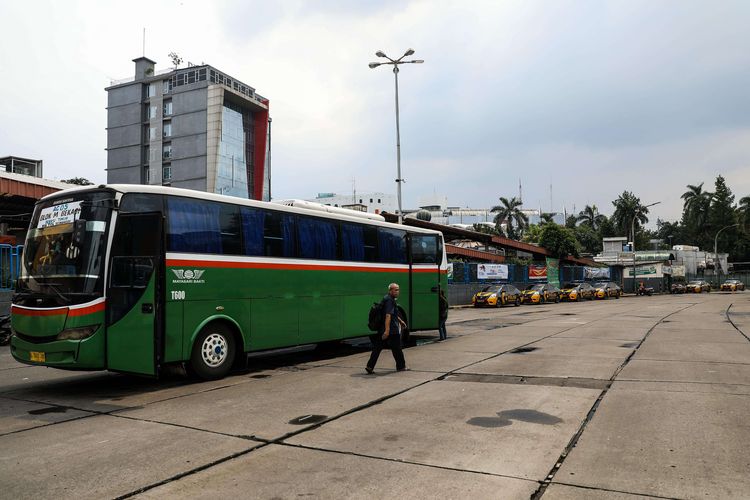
[57,325,100,341]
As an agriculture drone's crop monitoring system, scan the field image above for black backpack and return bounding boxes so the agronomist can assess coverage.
[368,299,386,331]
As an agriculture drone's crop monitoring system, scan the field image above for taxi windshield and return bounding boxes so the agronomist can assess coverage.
[525,284,544,291]
[481,285,502,293]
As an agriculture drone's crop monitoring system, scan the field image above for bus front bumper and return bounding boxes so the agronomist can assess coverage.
[10,329,106,370]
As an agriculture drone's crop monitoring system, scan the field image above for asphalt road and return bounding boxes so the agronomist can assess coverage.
[1,292,749,499]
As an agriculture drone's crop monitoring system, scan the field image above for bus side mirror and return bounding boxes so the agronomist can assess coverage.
[73,220,86,246]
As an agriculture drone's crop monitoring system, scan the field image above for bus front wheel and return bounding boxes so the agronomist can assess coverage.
[189,324,236,380]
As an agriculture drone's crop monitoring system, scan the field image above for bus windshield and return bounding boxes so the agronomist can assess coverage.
[16,191,114,306]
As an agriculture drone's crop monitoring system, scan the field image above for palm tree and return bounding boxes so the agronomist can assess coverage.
[681,183,713,229]
[611,191,649,243]
[576,205,606,231]
[490,197,528,239]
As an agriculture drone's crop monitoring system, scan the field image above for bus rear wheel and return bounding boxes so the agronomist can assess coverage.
[189,324,236,380]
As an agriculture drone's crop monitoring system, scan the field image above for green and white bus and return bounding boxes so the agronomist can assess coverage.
[11,185,447,379]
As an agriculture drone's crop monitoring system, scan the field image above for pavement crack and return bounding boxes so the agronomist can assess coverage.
[278,441,541,485]
[726,303,750,343]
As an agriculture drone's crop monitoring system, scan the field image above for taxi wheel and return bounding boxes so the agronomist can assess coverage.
[539,295,545,305]
[554,294,560,303]
[615,292,620,299]
[514,297,521,306]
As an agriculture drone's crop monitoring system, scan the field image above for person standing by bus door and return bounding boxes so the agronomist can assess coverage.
[438,288,449,341]
[366,283,408,374]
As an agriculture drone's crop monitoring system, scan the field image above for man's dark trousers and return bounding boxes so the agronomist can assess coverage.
[366,333,406,371]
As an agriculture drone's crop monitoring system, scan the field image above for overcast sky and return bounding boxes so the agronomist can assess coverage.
[2,0,749,224]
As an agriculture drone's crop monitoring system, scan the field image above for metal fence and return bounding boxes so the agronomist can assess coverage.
[0,245,23,290]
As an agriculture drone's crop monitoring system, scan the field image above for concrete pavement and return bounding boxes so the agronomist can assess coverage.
[0,292,747,499]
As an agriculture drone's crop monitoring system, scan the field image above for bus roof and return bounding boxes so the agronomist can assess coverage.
[39,184,443,236]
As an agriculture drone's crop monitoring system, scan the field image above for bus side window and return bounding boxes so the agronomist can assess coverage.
[411,234,438,264]
[341,223,364,261]
[363,225,378,262]
[297,216,338,260]
[263,210,296,257]
[241,207,264,256]
[219,204,241,255]
[377,228,406,264]
[167,197,222,254]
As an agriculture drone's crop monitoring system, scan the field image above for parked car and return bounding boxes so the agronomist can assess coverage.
[521,283,560,304]
[593,281,621,299]
[686,280,711,293]
[559,282,595,302]
[670,283,686,294]
[472,284,522,307]
[720,279,745,292]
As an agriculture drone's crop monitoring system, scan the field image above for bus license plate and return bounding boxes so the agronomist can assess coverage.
[30,351,45,362]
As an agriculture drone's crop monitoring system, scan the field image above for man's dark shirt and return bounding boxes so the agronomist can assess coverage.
[381,294,400,335]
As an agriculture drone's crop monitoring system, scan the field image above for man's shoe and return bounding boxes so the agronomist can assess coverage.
[365,367,374,374]
[397,367,411,372]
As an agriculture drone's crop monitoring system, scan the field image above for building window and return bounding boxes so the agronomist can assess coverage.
[370,198,373,203]
[359,199,362,204]
[163,144,172,160]
[163,122,172,138]
[163,80,171,94]
[147,83,156,98]
[149,127,157,141]
[163,165,172,181]
[163,100,173,116]
[378,199,381,203]
[148,105,157,120]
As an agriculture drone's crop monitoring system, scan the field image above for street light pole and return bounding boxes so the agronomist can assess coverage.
[369,49,424,224]
[714,223,739,288]
[631,201,661,293]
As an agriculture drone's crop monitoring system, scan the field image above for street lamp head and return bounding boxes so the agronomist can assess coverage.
[375,51,387,58]
[407,59,425,64]
[403,48,415,56]
[368,62,381,69]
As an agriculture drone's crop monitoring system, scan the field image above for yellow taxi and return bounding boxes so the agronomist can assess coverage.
[472,284,522,307]
[720,279,745,292]
[559,282,595,302]
[593,281,621,299]
[520,283,560,304]
[686,280,711,293]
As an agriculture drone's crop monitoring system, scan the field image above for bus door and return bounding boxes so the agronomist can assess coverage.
[105,212,164,376]
[408,234,440,330]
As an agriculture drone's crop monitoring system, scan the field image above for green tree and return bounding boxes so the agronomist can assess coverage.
[573,224,601,255]
[680,182,713,248]
[61,177,94,186]
[576,205,606,231]
[490,197,528,240]
[539,213,555,225]
[539,223,580,258]
[565,215,578,229]
[709,175,738,258]
[471,223,500,236]
[738,195,750,230]
[521,224,544,244]
[611,191,650,244]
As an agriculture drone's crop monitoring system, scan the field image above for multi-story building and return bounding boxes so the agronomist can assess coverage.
[106,57,271,200]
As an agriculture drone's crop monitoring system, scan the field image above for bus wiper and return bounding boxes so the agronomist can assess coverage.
[43,283,71,304]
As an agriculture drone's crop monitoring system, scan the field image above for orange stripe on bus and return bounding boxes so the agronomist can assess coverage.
[68,302,106,317]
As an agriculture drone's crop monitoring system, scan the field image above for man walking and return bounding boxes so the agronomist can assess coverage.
[366,283,408,374]
[438,288,449,340]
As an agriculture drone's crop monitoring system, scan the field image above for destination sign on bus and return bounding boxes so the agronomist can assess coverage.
[37,201,83,228]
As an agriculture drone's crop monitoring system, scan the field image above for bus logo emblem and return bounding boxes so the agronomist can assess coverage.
[172,269,206,283]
